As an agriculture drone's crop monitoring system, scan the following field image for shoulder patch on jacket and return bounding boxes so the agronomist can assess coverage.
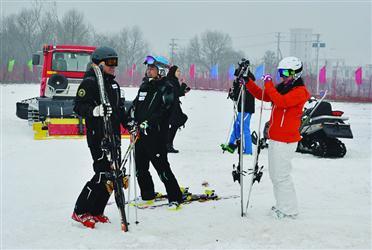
[78,88,86,97]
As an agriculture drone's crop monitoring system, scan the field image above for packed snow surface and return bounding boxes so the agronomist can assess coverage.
[1,84,371,249]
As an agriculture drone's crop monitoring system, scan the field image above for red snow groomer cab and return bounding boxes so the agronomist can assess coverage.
[16,44,129,139]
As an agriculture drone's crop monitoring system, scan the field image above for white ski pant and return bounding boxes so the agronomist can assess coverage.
[268,140,298,215]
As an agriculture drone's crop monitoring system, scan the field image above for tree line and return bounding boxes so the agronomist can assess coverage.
[1,2,280,79]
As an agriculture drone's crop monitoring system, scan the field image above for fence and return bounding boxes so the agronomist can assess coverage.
[1,64,371,103]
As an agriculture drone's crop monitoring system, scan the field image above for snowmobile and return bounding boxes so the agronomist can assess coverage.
[296,97,353,158]
[261,97,353,158]
[16,44,130,139]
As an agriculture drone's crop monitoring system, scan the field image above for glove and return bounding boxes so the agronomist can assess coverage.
[261,74,273,82]
[93,104,112,117]
[126,120,137,134]
[139,120,149,135]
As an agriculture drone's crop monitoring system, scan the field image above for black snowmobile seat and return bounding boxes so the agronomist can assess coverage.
[311,102,332,117]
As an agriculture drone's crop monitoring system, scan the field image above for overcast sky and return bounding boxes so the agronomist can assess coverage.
[2,0,371,66]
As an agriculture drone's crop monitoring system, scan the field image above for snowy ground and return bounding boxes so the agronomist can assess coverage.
[1,84,371,249]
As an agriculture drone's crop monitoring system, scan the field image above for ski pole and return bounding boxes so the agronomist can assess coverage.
[131,142,139,225]
[239,82,245,217]
[126,136,133,225]
[300,89,328,134]
[225,84,242,145]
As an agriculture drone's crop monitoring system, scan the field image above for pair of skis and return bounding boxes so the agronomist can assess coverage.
[227,61,265,217]
[128,189,239,209]
[92,64,132,232]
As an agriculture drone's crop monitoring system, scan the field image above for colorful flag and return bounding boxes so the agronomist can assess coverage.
[189,64,195,80]
[129,63,136,78]
[27,59,33,72]
[254,64,265,80]
[8,59,15,72]
[276,71,281,83]
[210,64,218,80]
[319,65,326,84]
[355,67,362,85]
[228,64,235,80]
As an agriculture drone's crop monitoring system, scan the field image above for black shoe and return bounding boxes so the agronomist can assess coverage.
[167,144,179,153]
[168,147,179,153]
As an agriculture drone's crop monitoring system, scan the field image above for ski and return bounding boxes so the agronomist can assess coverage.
[244,78,266,215]
[92,64,129,232]
[126,189,239,209]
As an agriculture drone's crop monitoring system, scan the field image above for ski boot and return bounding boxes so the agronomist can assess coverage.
[271,206,298,220]
[71,212,96,229]
[167,143,179,153]
[92,214,110,223]
[220,143,237,154]
[167,201,182,211]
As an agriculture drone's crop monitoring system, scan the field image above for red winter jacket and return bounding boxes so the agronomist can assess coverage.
[245,79,310,143]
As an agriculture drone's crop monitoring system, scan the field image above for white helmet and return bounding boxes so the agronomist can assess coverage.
[277,56,303,80]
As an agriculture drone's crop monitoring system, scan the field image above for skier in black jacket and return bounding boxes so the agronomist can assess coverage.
[132,56,183,209]
[71,47,130,228]
[221,70,255,154]
[166,65,191,153]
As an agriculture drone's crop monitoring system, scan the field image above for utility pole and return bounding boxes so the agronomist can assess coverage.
[312,34,326,95]
[169,38,178,64]
[275,32,283,64]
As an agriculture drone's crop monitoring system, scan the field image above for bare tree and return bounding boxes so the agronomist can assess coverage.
[57,10,90,44]
[200,30,232,69]
[173,47,189,73]
[116,26,149,68]
[182,30,241,77]
[263,50,277,75]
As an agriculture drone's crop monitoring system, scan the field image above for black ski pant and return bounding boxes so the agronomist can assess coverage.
[74,147,111,216]
[135,137,182,203]
[167,125,178,146]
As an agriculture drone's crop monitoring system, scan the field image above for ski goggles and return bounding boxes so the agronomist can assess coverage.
[144,55,156,65]
[104,57,118,67]
[278,68,295,78]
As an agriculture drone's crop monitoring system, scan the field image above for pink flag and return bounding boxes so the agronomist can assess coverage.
[355,67,362,85]
[129,63,136,78]
[189,64,195,80]
[319,65,326,84]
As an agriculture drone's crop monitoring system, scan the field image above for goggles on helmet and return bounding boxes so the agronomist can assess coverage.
[278,68,295,78]
[104,57,118,67]
[144,55,156,65]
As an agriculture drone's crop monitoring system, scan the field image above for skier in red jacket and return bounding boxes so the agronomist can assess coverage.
[245,56,310,219]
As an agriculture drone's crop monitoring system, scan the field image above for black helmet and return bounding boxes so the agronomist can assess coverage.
[91,46,118,65]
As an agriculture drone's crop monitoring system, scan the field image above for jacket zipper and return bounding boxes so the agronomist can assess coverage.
[147,92,158,112]
[280,109,286,127]
[268,105,275,138]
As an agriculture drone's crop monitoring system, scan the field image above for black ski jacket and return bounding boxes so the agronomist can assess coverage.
[74,68,128,148]
[230,77,255,113]
[166,76,188,127]
[132,77,174,138]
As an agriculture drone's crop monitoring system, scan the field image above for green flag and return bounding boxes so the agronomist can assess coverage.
[8,59,15,72]
[27,59,33,72]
